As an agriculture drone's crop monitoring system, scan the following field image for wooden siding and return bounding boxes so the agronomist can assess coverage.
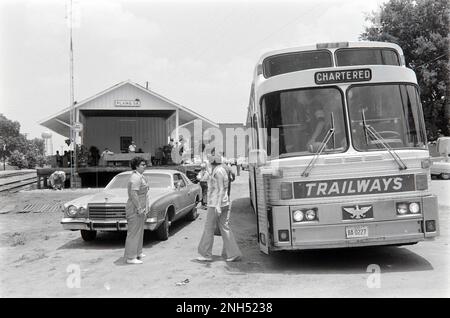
[83,116,167,155]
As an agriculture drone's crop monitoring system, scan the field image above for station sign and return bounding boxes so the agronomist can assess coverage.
[114,100,141,107]
[315,68,372,85]
[72,122,83,132]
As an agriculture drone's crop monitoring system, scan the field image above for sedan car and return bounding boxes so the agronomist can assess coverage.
[61,169,201,241]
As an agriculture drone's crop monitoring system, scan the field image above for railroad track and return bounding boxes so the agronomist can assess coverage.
[0,173,38,193]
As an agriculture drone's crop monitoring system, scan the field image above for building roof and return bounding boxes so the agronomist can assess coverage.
[39,80,218,137]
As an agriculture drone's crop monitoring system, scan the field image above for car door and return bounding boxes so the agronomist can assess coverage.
[181,173,197,207]
[173,173,190,215]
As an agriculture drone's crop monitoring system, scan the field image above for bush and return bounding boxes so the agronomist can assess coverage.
[9,150,28,169]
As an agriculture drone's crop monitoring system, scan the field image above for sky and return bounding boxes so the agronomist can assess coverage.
[0,0,387,152]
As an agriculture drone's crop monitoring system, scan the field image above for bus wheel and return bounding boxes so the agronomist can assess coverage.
[81,230,97,241]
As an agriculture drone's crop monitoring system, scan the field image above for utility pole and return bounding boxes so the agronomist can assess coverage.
[68,0,77,188]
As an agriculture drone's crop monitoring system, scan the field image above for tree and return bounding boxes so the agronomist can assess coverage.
[361,0,450,140]
[0,113,47,169]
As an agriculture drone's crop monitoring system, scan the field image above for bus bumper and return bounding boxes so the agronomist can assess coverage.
[269,195,439,251]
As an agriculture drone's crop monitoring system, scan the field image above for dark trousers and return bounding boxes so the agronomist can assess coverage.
[200,181,208,205]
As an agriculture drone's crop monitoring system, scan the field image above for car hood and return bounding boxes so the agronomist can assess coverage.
[65,188,173,207]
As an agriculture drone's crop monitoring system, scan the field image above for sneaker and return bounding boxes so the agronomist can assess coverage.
[226,255,241,262]
[126,258,143,264]
[137,253,146,260]
[196,256,213,262]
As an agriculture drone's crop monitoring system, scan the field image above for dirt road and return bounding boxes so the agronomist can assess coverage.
[0,172,448,297]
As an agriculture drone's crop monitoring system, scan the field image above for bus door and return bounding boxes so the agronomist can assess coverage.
[255,168,270,254]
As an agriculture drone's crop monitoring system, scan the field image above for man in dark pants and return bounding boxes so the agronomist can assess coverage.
[196,162,210,207]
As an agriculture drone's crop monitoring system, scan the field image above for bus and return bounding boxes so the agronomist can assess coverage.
[246,41,439,254]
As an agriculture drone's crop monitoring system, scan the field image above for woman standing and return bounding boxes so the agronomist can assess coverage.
[124,156,149,264]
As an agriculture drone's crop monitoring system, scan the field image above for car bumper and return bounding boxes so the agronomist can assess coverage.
[61,217,159,231]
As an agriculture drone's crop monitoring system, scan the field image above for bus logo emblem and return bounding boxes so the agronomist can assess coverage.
[342,205,373,220]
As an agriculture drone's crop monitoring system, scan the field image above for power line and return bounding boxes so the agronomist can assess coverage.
[234,2,328,57]
[414,53,448,69]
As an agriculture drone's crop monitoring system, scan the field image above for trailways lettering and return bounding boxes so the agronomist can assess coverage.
[293,174,415,198]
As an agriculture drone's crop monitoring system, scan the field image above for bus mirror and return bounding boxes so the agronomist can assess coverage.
[437,137,450,157]
[249,149,267,166]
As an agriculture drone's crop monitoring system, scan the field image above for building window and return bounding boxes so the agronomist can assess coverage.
[120,136,132,153]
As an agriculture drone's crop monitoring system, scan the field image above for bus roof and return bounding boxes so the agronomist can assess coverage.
[256,41,404,65]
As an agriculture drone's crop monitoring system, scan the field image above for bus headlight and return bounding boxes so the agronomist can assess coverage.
[409,202,420,214]
[305,209,316,221]
[293,210,304,222]
[396,203,408,215]
[67,205,78,217]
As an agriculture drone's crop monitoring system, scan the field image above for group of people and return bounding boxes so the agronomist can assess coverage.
[123,155,241,265]
[55,150,72,168]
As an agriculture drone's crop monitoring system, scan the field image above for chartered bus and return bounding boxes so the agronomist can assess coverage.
[247,41,439,254]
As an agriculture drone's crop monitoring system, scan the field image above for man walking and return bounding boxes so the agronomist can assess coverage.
[197,155,241,262]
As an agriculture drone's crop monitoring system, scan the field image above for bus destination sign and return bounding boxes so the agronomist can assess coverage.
[293,174,415,199]
[315,68,372,85]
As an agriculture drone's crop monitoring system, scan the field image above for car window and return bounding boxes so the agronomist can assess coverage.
[173,173,186,188]
[181,173,191,185]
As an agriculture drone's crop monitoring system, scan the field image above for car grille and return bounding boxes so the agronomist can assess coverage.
[88,204,126,219]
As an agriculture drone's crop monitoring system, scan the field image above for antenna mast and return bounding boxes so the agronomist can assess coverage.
[69,0,77,187]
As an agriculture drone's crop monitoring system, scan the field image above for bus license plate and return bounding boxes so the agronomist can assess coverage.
[346,226,369,239]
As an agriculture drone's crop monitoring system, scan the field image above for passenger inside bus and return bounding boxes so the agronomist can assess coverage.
[262,87,347,157]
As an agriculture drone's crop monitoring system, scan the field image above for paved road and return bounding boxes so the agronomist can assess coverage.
[0,172,448,297]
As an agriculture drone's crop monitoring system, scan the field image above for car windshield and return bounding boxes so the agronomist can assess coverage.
[105,173,173,189]
[261,87,347,158]
[347,84,427,151]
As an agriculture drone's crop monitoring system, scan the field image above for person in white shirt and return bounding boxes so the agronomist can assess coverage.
[128,141,137,153]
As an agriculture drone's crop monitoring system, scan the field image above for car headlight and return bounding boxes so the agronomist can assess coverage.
[305,209,316,221]
[409,202,420,214]
[78,207,87,217]
[67,205,78,217]
[293,210,304,222]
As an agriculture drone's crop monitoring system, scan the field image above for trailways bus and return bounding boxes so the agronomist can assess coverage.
[247,42,439,254]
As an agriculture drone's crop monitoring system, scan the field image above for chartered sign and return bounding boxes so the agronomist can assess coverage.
[293,174,415,199]
[114,100,141,107]
[315,68,372,85]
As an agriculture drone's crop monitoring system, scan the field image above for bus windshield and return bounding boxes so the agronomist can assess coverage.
[263,50,332,78]
[347,84,427,151]
[336,48,400,66]
[261,87,347,158]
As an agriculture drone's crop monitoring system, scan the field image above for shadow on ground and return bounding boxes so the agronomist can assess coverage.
[57,215,195,251]
[226,197,434,275]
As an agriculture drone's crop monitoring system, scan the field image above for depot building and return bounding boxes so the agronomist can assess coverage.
[39,80,219,158]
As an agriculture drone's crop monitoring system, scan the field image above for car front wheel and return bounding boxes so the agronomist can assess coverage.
[155,213,169,241]
[81,230,97,241]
